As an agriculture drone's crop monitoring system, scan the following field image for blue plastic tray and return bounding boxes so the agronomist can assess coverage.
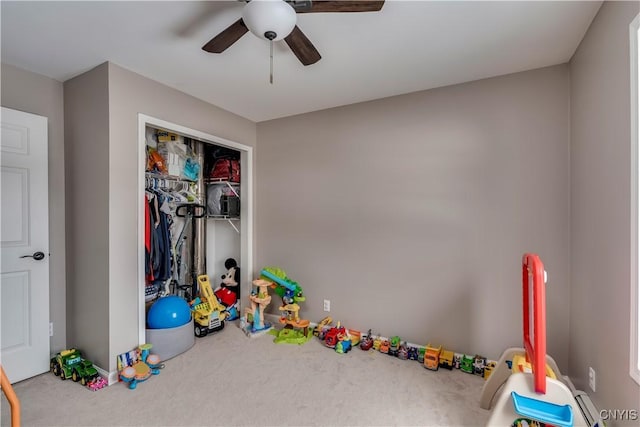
[511,391,573,427]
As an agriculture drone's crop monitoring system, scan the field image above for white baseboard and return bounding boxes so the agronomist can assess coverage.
[94,365,119,386]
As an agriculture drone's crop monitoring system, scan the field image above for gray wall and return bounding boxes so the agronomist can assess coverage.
[64,63,111,367]
[1,63,67,355]
[569,0,640,414]
[257,65,570,367]
[64,62,257,371]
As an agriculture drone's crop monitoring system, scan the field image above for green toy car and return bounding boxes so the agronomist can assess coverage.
[50,348,99,386]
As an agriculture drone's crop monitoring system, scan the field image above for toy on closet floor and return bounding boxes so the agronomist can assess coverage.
[192,274,227,337]
[241,278,273,336]
[214,258,240,320]
[260,267,312,344]
[484,253,588,427]
[117,343,164,390]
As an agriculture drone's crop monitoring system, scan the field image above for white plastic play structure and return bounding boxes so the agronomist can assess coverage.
[482,253,603,427]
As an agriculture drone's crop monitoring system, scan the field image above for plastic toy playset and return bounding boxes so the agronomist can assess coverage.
[482,253,597,427]
[117,344,164,390]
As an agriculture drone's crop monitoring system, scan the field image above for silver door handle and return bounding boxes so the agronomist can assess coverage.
[20,251,45,261]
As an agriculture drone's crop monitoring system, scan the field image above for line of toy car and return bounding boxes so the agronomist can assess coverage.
[312,318,497,378]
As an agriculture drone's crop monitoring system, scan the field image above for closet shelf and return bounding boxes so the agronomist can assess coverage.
[206,180,239,198]
[145,171,196,183]
[207,215,240,233]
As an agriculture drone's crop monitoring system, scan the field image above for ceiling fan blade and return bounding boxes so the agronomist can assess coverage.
[202,18,249,53]
[297,0,385,13]
[284,25,322,66]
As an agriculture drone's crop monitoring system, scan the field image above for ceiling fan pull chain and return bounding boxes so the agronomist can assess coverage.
[270,39,274,84]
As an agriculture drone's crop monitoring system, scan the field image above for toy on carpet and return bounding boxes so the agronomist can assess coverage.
[192,274,227,337]
[117,343,164,390]
[359,329,373,351]
[215,258,240,320]
[87,376,108,391]
[50,348,104,389]
[397,342,409,360]
[389,336,401,356]
[439,349,455,370]
[323,322,347,348]
[241,278,273,336]
[271,303,313,344]
[484,253,590,427]
[260,267,312,344]
[314,316,332,338]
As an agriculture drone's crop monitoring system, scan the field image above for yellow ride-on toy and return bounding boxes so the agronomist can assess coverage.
[192,275,228,337]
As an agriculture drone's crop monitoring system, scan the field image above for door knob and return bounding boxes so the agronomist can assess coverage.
[20,251,45,261]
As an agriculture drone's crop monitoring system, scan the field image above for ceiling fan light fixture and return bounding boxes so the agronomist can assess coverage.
[242,0,297,42]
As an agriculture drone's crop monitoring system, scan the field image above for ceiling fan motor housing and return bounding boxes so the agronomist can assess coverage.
[242,0,297,41]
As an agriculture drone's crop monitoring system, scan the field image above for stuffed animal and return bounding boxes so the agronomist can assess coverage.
[214,258,240,320]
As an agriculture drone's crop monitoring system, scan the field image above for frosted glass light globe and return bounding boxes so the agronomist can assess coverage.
[242,0,297,41]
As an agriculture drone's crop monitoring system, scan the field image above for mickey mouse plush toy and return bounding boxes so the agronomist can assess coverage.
[216,258,240,320]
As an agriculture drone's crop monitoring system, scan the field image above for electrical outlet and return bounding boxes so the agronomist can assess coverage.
[49,322,53,337]
[588,367,596,392]
[323,299,330,312]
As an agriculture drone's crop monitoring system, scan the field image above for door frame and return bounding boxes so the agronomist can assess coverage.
[137,114,253,344]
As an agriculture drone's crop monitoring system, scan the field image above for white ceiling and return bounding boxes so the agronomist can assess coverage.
[1,1,601,122]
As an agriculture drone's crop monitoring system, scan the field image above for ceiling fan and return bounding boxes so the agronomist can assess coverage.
[202,0,385,66]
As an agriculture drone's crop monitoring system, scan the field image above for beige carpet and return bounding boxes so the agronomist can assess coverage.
[1,323,491,426]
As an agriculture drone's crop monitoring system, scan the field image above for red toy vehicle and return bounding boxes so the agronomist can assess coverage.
[324,324,346,348]
[360,329,374,351]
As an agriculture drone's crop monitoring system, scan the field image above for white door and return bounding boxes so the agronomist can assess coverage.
[1,107,50,383]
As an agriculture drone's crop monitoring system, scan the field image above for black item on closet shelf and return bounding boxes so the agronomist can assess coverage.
[175,204,206,300]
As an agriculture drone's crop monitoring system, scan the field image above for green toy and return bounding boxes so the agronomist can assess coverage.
[51,348,100,386]
[260,267,305,304]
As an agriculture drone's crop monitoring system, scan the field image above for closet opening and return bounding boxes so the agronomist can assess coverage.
[137,114,253,346]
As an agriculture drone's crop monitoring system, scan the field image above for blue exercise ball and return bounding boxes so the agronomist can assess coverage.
[147,296,191,329]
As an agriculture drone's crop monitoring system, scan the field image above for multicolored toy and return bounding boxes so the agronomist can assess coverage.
[314,316,333,340]
[324,323,346,348]
[260,267,305,305]
[359,329,373,351]
[117,343,164,390]
[484,254,588,427]
[388,336,401,357]
[273,302,312,344]
[242,278,273,335]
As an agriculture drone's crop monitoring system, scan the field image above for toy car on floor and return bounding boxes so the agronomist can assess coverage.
[50,348,100,386]
[460,354,475,373]
[424,343,442,370]
[87,376,108,391]
[360,329,373,351]
[389,336,401,356]
[439,349,455,370]
[324,324,346,348]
